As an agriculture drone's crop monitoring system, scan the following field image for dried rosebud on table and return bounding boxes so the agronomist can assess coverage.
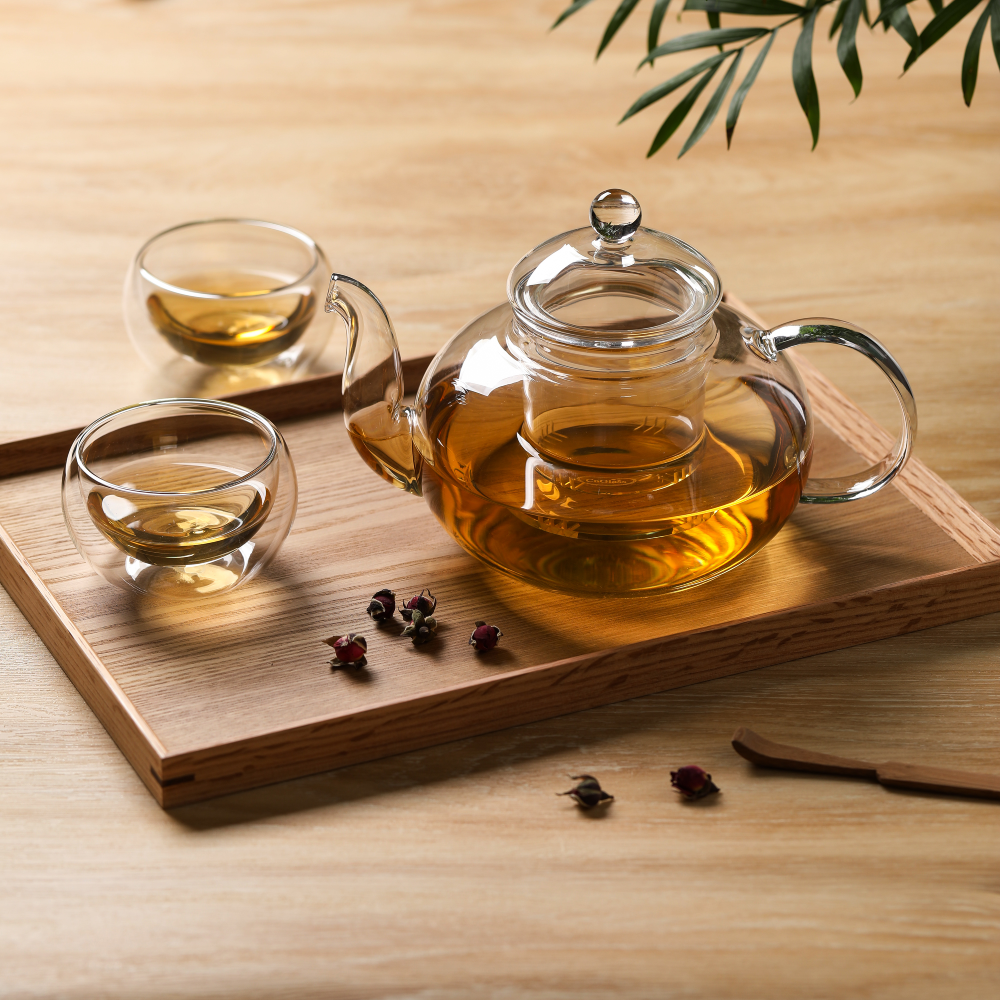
[400,588,437,621]
[401,609,437,645]
[559,774,614,810]
[322,633,368,668]
[366,588,396,622]
[671,765,720,800]
[469,620,502,652]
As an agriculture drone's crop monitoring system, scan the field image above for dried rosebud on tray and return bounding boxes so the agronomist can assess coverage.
[671,765,720,801]
[469,620,502,652]
[366,588,396,622]
[401,608,437,645]
[323,633,368,668]
[400,588,437,621]
[559,774,614,810]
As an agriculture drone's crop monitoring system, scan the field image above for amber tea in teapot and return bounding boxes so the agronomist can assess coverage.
[416,366,805,592]
[327,191,916,596]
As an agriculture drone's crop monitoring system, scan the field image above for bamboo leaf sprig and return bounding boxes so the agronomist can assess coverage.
[552,0,1000,157]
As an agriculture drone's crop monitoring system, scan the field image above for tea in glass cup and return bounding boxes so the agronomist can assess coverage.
[125,220,333,394]
[63,399,297,599]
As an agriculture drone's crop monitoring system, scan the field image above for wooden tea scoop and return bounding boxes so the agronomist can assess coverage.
[731,727,1000,801]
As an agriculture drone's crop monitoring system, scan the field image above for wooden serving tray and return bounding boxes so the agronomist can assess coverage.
[2,297,998,807]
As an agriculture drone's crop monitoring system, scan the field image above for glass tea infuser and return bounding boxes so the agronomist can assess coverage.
[325,190,916,596]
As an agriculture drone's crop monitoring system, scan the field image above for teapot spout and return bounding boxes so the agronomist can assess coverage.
[325,274,422,495]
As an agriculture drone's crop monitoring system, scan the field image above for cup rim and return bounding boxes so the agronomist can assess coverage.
[136,219,323,300]
[73,398,280,498]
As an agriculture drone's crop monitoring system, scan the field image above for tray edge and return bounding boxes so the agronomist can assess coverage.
[0,520,169,804]
[0,357,432,480]
[155,559,1000,807]
[3,297,998,807]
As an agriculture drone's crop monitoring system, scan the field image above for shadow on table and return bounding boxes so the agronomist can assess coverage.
[167,611,1000,831]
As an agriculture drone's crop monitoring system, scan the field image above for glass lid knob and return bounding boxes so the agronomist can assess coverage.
[589,189,642,245]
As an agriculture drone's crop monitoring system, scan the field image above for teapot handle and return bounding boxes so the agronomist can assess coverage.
[745,319,917,503]
[325,274,422,495]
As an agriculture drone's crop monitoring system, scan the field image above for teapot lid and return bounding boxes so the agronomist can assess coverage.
[506,189,721,349]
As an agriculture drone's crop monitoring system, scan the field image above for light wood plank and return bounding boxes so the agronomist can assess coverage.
[0,521,166,798]
[1,2,998,996]
[1,385,993,805]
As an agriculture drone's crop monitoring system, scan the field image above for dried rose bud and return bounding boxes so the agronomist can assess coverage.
[412,623,436,645]
[400,588,437,621]
[322,632,368,667]
[399,609,423,637]
[670,765,720,800]
[469,620,502,652]
[558,774,614,810]
[366,588,396,622]
[401,609,437,645]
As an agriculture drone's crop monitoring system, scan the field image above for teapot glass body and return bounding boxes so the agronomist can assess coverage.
[326,192,915,596]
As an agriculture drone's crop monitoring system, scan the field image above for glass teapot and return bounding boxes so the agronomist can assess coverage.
[324,190,916,596]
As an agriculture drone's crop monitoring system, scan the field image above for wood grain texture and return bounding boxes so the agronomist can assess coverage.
[1,2,999,997]
[152,559,999,806]
[0,387,995,805]
[875,760,1000,800]
[0,356,434,479]
[0,521,166,777]
[733,726,879,776]
[726,293,1000,564]
[4,294,994,807]
[733,727,1000,800]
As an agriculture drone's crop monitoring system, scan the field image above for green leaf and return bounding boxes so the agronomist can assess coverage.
[621,52,731,121]
[875,0,920,42]
[992,0,1000,70]
[647,64,722,156]
[684,0,805,13]
[961,3,992,103]
[861,0,872,26]
[597,0,644,58]
[641,26,770,66]
[905,0,986,69]
[874,0,914,25]
[929,0,944,10]
[888,3,921,47]
[792,7,821,149]
[837,0,865,95]
[726,30,777,146]
[552,0,597,30]
[680,49,744,156]
[830,0,850,38]
[648,0,673,53]
[707,10,722,30]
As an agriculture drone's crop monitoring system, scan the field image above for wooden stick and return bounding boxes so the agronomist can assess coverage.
[730,727,877,778]
[732,727,1000,801]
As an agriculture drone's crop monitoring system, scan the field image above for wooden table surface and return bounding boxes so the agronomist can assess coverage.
[1,2,998,996]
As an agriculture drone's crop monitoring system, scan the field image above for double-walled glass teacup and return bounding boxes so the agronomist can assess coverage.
[62,399,297,599]
[124,219,333,395]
